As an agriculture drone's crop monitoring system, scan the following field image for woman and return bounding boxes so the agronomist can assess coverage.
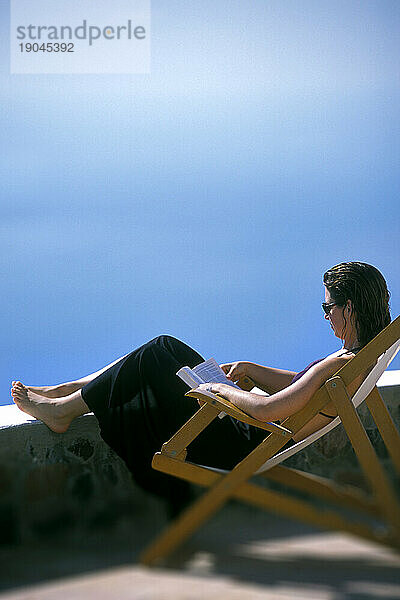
[11,262,391,512]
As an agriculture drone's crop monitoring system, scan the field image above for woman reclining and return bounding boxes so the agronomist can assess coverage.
[11,261,391,513]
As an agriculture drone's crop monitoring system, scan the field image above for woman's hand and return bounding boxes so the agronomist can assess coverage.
[197,382,224,395]
[220,361,252,383]
[196,382,227,406]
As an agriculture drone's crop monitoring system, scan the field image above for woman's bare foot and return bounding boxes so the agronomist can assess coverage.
[11,381,83,399]
[11,381,75,433]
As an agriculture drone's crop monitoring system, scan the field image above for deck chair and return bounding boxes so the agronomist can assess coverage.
[140,315,400,565]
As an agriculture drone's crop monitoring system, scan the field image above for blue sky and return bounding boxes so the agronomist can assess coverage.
[1,1,399,407]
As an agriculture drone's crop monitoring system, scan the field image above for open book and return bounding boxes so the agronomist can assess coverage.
[177,358,241,420]
[176,357,268,425]
[176,358,240,390]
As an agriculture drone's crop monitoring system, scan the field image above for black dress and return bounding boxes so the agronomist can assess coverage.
[81,335,267,506]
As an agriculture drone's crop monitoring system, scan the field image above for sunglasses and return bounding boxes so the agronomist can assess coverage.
[322,302,339,315]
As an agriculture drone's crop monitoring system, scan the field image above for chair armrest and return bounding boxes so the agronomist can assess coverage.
[185,389,292,438]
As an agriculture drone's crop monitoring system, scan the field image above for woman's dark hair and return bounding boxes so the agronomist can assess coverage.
[323,262,391,347]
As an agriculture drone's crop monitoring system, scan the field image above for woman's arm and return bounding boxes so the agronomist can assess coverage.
[247,363,297,393]
[202,355,353,422]
[220,361,296,394]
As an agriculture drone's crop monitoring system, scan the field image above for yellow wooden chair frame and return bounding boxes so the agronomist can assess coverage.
[140,315,400,565]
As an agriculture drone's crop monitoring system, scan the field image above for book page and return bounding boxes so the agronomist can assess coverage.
[192,358,240,388]
[176,366,204,389]
[176,358,239,421]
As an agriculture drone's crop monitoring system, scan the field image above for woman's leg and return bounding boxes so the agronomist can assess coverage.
[15,351,132,398]
[11,382,90,433]
[10,335,200,434]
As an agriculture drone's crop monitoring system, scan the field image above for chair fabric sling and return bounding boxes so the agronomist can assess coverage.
[140,315,400,565]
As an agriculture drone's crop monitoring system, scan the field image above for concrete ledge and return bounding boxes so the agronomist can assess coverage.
[0,412,167,548]
[1,371,399,549]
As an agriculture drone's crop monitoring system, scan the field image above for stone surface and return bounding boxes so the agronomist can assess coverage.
[0,413,167,548]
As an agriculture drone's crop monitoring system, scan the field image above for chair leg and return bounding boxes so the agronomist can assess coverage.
[140,433,290,565]
[141,456,399,566]
[365,387,400,476]
[139,477,231,565]
[327,376,400,535]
